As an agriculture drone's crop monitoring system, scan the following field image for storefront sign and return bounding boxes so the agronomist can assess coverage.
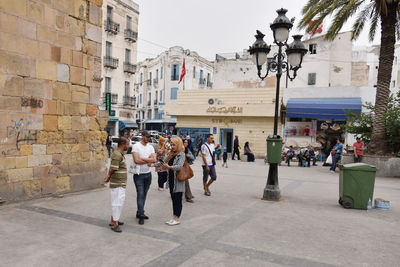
[206,106,243,114]
[212,118,243,125]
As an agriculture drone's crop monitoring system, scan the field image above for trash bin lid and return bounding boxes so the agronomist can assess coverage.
[267,135,282,141]
[339,163,377,171]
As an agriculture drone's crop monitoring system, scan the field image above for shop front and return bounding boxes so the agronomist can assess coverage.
[165,88,279,158]
[284,97,362,157]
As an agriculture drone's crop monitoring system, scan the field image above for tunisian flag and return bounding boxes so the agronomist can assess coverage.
[178,59,186,84]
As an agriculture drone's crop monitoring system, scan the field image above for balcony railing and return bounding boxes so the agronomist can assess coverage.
[123,96,135,106]
[124,28,138,42]
[154,100,158,106]
[111,93,118,104]
[147,101,151,106]
[146,80,152,86]
[153,78,158,87]
[104,56,119,69]
[104,19,120,34]
[123,62,136,74]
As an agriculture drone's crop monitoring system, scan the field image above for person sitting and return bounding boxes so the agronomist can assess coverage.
[285,146,295,166]
[244,142,255,162]
[309,147,318,166]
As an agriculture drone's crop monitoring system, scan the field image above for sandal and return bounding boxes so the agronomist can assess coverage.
[109,221,124,226]
[111,225,122,233]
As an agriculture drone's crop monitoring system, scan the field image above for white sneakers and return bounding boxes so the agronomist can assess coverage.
[165,219,180,226]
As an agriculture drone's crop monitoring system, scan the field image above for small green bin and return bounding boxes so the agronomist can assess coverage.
[266,135,282,164]
[338,163,377,209]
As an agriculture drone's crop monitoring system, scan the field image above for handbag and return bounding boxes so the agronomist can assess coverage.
[177,160,194,181]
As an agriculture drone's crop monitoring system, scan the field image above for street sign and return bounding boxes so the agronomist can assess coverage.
[105,92,111,111]
[110,110,116,116]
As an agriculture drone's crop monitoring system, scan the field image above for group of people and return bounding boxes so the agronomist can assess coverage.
[285,146,318,167]
[105,131,219,233]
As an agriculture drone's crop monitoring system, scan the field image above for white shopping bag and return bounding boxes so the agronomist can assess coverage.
[326,153,333,164]
[128,159,140,174]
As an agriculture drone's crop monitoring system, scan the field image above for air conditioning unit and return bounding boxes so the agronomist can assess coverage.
[208,98,220,105]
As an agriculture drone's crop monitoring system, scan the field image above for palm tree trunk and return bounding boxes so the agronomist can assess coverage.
[369,5,397,155]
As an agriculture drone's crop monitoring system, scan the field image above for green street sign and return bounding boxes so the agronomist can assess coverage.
[110,110,116,116]
[105,92,111,111]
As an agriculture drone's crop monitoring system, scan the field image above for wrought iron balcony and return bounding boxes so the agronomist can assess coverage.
[153,78,158,87]
[123,96,135,106]
[146,80,152,86]
[111,93,118,104]
[147,100,151,106]
[104,19,120,34]
[123,62,136,74]
[154,100,158,106]
[124,28,138,42]
[104,56,119,69]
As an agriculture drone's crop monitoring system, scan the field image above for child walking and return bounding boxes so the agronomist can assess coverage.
[222,147,228,168]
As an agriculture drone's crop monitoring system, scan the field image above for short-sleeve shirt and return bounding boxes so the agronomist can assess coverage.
[333,143,343,154]
[353,141,364,155]
[110,150,127,189]
[201,143,215,166]
[287,149,295,155]
[133,142,155,174]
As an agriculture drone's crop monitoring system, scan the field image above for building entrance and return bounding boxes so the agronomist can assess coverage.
[220,128,233,153]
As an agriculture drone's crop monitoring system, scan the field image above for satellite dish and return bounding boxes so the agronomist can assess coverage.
[208,98,214,105]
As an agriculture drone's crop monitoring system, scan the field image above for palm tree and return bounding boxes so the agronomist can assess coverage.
[299,0,399,155]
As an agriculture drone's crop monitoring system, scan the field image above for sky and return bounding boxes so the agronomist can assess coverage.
[133,0,381,62]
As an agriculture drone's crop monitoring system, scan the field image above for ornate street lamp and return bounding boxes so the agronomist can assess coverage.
[249,8,307,201]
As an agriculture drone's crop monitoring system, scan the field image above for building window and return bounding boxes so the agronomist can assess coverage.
[308,73,316,85]
[105,77,111,92]
[139,94,142,104]
[125,49,131,62]
[125,81,130,96]
[309,44,317,54]
[171,64,179,81]
[160,90,163,102]
[126,15,131,30]
[149,72,152,85]
[170,87,178,100]
[155,91,158,103]
[199,69,203,84]
[106,41,112,57]
[193,66,196,78]
[160,66,163,79]
[392,80,396,87]
[148,92,151,105]
[107,6,113,20]
[207,73,211,87]
[147,109,152,120]
[156,69,159,79]
[140,73,143,84]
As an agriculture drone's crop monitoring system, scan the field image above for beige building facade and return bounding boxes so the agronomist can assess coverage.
[165,88,281,158]
[0,0,108,202]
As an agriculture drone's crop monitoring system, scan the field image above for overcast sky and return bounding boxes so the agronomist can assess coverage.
[133,0,381,62]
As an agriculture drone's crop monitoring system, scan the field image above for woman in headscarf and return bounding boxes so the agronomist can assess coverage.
[156,136,168,190]
[156,137,186,225]
[244,142,255,162]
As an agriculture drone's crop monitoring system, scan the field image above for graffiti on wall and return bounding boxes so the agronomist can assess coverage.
[1,118,37,152]
[21,97,43,108]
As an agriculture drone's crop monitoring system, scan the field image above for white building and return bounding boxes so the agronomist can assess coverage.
[101,0,139,136]
[135,46,214,132]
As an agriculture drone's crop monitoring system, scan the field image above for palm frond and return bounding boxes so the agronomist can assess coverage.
[298,0,337,31]
[352,2,375,40]
[375,0,388,16]
[369,11,380,42]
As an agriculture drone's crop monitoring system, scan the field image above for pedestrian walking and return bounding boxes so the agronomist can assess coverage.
[232,135,241,160]
[183,139,194,203]
[195,134,203,157]
[106,131,112,158]
[201,134,217,196]
[329,139,343,173]
[104,137,129,233]
[154,137,186,226]
[353,137,365,163]
[222,147,228,168]
[156,137,168,191]
[132,131,157,225]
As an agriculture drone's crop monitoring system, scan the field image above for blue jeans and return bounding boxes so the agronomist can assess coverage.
[330,154,341,171]
[133,173,152,216]
[354,155,363,163]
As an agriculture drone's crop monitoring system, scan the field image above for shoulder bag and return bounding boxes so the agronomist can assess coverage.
[205,144,216,166]
[177,159,194,181]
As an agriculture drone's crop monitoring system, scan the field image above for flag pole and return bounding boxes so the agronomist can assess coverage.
[183,57,185,91]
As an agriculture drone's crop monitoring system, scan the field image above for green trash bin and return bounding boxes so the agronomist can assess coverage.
[338,163,377,209]
[266,135,282,164]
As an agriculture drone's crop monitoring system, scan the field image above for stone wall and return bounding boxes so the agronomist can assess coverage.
[0,0,108,202]
[341,155,400,178]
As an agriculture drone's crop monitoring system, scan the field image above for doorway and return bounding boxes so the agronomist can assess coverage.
[220,128,234,153]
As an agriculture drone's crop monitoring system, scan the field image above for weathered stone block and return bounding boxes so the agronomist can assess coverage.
[33,165,50,177]
[27,0,44,23]
[69,171,103,191]
[70,66,85,85]
[72,51,83,67]
[88,2,101,25]
[71,116,88,131]
[98,118,108,130]
[72,91,89,103]
[18,18,37,40]
[56,176,70,192]
[37,61,57,81]
[37,131,63,144]
[3,76,24,97]
[0,50,34,77]
[54,0,74,15]
[7,168,33,182]
[46,100,57,114]
[85,23,101,43]
[55,14,65,30]
[47,144,69,154]
[89,86,101,105]
[57,32,75,49]
[89,117,100,131]
[73,0,87,20]
[24,78,44,98]
[60,48,72,65]
[88,0,103,7]
[58,116,72,130]
[0,157,16,170]
[37,25,57,43]
[22,38,39,57]
[75,37,82,50]
[0,96,21,111]
[43,115,58,131]
[57,64,69,82]
[82,38,97,56]
[0,0,26,16]
[52,82,71,101]
[23,179,42,197]
[32,144,46,155]
[15,156,28,168]
[71,143,89,153]
[38,42,52,61]
[20,145,33,156]
[51,46,61,62]
[0,13,18,33]
[86,104,98,116]
[41,175,56,195]
[44,5,56,26]
[0,32,23,53]
[28,155,52,167]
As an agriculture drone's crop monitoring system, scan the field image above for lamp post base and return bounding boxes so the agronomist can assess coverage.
[262,163,281,201]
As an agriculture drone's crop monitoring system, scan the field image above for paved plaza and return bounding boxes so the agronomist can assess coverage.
[1,156,399,267]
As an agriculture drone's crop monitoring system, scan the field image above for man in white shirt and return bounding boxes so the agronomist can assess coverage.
[201,134,217,196]
[132,131,156,225]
